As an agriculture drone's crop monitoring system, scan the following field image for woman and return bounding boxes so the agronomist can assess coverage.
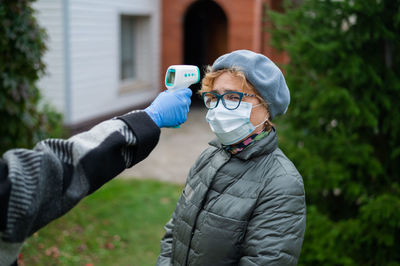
[157,50,306,265]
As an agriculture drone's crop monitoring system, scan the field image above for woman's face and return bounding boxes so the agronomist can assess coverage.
[212,72,269,135]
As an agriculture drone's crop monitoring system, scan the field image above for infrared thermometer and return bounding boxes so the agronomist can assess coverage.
[164,65,200,128]
[165,65,200,90]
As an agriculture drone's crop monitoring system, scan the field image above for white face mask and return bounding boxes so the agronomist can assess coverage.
[206,100,266,145]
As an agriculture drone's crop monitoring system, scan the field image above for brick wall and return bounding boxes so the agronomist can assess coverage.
[160,0,286,86]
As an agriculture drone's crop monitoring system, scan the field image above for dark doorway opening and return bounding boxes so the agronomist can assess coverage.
[184,0,228,105]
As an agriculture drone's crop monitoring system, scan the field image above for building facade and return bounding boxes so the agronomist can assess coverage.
[34,0,161,131]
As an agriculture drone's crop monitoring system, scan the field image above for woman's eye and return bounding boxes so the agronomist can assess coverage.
[227,94,240,101]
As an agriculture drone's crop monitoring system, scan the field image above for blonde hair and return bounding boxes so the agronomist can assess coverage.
[199,66,274,131]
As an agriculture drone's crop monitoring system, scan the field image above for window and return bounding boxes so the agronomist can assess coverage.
[120,15,136,80]
[119,14,152,94]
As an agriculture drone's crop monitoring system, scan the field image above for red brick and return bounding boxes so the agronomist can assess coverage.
[160,0,286,85]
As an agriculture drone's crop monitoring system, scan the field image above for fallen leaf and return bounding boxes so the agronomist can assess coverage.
[105,242,114,250]
[113,235,121,242]
[45,246,60,258]
[160,197,171,204]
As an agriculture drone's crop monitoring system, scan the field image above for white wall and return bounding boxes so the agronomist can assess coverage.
[33,0,65,114]
[69,0,161,124]
[34,0,160,125]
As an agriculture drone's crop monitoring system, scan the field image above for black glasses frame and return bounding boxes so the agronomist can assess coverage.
[201,91,257,110]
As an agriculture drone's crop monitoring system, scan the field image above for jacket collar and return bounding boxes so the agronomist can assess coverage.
[209,128,278,160]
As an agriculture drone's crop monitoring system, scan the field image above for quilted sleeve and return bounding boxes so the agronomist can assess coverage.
[0,111,160,266]
[156,217,175,266]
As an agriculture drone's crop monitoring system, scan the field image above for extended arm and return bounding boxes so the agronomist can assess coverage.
[0,111,159,264]
[0,88,192,265]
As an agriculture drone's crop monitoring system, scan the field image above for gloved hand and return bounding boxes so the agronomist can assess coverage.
[144,88,192,128]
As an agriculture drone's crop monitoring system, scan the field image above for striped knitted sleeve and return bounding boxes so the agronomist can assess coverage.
[0,111,159,249]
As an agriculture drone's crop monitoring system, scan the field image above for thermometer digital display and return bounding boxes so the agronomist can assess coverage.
[165,65,200,90]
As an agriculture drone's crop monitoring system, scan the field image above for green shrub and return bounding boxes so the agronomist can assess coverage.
[268,0,400,264]
[0,0,63,155]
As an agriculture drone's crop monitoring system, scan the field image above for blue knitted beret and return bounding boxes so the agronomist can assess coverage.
[211,49,290,120]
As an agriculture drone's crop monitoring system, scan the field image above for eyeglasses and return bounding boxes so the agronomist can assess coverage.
[202,91,257,110]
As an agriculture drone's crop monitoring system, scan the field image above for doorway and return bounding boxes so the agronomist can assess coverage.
[183,0,228,105]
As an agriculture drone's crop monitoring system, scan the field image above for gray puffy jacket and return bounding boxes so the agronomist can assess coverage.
[156,129,306,265]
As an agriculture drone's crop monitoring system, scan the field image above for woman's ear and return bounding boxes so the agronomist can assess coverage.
[264,108,275,131]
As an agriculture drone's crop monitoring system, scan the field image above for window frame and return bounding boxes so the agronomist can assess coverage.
[118,13,152,94]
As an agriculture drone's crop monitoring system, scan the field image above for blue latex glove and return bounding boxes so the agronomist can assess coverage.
[144,88,192,128]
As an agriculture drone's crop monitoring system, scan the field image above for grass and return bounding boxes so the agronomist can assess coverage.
[20,178,183,266]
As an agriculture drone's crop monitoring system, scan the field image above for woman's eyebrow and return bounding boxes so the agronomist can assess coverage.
[211,88,238,93]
